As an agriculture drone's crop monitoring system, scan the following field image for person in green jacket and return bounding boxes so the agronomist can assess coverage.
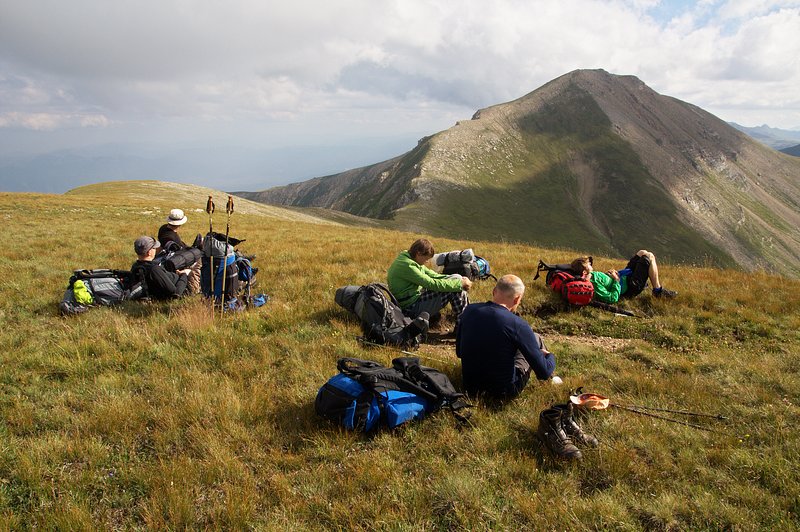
[571,250,677,304]
[387,238,472,323]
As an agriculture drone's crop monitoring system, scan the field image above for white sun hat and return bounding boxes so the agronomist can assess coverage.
[166,208,188,226]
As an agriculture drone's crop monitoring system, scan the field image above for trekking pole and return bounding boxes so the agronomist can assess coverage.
[206,196,215,316]
[610,404,728,434]
[616,403,728,420]
[589,301,636,317]
[220,195,234,311]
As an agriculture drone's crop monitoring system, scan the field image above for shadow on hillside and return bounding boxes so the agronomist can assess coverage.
[308,307,349,325]
[48,299,182,320]
[508,419,578,471]
[267,396,384,447]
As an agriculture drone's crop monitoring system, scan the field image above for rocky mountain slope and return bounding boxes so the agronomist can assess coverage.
[241,70,800,277]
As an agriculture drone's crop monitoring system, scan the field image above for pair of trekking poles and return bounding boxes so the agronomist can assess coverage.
[206,195,235,316]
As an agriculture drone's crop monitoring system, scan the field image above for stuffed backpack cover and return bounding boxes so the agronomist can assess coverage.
[432,249,496,281]
[335,283,429,348]
[315,357,471,431]
[534,259,594,306]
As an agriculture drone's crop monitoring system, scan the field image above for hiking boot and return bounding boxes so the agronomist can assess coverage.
[554,403,598,448]
[653,287,677,299]
[405,312,430,338]
[536,407,582,460]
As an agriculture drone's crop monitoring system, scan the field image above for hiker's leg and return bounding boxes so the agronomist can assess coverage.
[509,351,531,397]
[636,250,662,289]
[622,251,651,298]
[406,289,448,319]
[445,290,470,320]
[187,260,202,295]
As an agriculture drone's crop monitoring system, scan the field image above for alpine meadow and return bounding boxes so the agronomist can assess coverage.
[1,180,799,529]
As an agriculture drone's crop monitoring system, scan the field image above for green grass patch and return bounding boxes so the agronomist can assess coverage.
[0,187,799,528]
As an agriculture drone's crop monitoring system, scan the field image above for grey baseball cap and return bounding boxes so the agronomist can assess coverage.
[134,236,160,255]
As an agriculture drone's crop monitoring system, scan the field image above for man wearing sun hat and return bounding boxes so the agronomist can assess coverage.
[158,208,190,249]
[157,208,201,294]
[131,236,191,300]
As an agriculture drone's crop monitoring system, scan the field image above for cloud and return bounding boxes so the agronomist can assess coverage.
[0,0,799,137]
[0,111,110,130]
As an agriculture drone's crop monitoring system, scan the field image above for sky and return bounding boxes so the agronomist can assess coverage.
[1,0,799,192]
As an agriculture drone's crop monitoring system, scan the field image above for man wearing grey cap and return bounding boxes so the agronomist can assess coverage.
[131,236,191,300]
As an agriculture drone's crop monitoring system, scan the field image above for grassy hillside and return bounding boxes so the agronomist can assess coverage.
[396,82,738,270]
[1,184,799,529]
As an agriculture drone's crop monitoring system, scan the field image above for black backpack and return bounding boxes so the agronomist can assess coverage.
[315,357,472,431]
[163,247,202,272]
[335,283,429,348]
[59,269,145,315]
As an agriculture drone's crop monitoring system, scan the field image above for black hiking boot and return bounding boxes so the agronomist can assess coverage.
[554,403,598,448]
[537,407,582,460]
[653,287,677,299]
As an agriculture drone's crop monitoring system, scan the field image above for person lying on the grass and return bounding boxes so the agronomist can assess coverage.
[387,238,471,327]
[456,274,559,399]
[571,250,677,305]
[131,236,191,300]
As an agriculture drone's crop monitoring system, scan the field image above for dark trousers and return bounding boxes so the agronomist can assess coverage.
[622,254,651,298]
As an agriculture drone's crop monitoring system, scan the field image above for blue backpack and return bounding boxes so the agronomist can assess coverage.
[315,357,472,431]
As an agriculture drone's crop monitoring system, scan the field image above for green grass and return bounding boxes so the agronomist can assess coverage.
[1,185,799,529]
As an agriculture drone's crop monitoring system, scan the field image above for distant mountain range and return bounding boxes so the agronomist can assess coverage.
[729,123,800,152]
[780,144,800,157]
[240,69,800,277]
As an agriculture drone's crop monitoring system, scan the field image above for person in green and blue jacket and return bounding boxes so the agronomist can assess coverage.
[571,251,677,304]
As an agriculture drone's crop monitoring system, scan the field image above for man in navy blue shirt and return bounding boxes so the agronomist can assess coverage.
[456,274,558,398]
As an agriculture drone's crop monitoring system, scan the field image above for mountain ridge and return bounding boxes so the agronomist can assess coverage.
[241,69,800,277]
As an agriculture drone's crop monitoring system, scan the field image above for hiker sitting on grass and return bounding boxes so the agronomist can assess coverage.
[571,250,677,305]
[387,238,471,326]
[456,274,560,399]
[131,236,191,300]
[158,208,201,294]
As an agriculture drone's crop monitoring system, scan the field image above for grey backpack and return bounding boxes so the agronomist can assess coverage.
[335,283,429,348]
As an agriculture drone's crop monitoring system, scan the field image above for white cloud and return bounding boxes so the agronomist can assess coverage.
[0,111,110,130]
[0,0,799,139]
[717,0,800,20]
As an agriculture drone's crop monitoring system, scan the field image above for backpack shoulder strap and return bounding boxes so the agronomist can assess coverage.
[338,357,439,401]
[391,357,473,422]
[368,282,401,307]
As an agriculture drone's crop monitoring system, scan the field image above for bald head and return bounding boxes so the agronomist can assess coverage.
[493,274,525,310]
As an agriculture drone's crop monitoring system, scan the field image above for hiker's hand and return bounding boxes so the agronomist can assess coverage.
[461,277,473,291]
[178,268,192,276]
[607,269,620,281]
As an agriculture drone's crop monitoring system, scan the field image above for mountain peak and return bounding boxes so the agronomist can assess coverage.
[243,71,800,277]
